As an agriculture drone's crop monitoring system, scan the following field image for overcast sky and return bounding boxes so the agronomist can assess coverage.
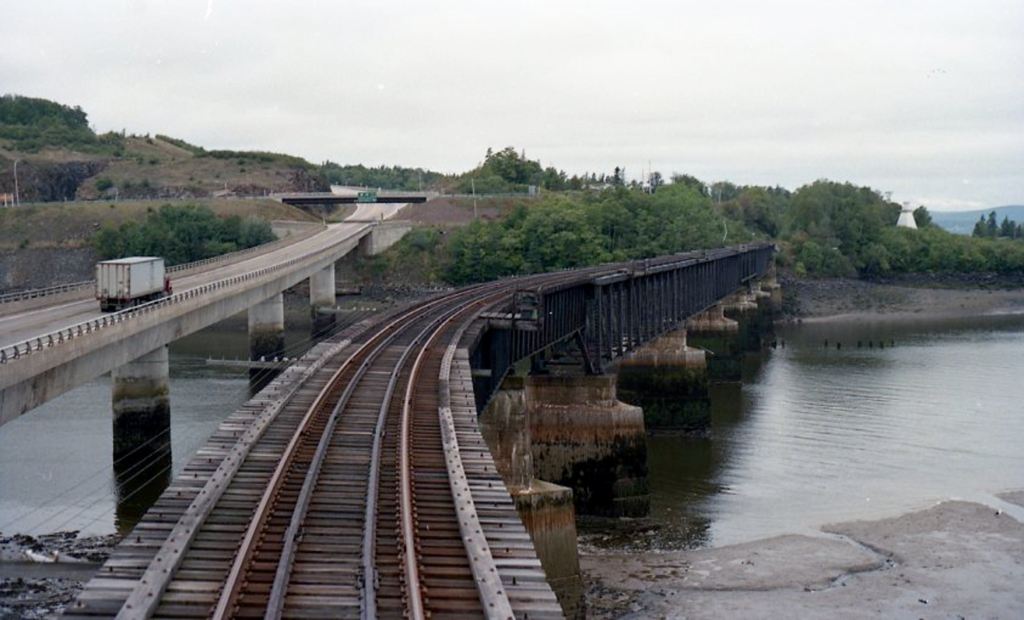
[3,1,1022,210]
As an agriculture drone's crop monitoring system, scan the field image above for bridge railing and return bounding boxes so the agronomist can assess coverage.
[0,222,326,310]
[0,222,360,367]
[0,280,94,305]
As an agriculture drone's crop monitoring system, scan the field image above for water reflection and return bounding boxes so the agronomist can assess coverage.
[592,312,1024,552]
[113,442,173,534]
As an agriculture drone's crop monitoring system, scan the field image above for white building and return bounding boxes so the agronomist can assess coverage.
[896,204,918,229]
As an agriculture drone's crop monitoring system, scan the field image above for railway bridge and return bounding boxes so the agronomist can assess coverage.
[51,242,776,619]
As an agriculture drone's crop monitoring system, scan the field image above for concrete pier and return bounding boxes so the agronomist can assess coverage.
[248,293,285,362]
[527,373,649,518]
[479,378,585,618]
[687,304,743,382]
[111,345,170,461]
[512,480,585,620]
[722,290,765,353]
[309,264,337,337]
[478,376,532,491]
[618,329,712,431]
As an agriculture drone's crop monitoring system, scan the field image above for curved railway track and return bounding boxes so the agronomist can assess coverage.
[65,244,774,620]
[71,280,565,620]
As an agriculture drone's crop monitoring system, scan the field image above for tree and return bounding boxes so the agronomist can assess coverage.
[1000,215,1015,238]
[670,173,709,196]
[973,215,987,238]
[987,211,998,237]
[913,206,932,228]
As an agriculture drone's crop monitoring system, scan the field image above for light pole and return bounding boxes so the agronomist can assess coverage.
[13,159,20,207]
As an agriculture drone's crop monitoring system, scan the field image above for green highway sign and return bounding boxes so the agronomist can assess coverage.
[356,191,378,203]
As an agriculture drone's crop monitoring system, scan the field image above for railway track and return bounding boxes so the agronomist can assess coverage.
[66,283,563,620]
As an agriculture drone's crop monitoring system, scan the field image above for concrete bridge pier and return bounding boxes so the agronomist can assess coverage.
[686,303,743,382]
[112,345,171,461]
[722,289,765,353]
[479,376,584,619]
[527,373,649,518]
[617,328,711,431]
[759,262,784,313]
[112,345,173,533]
[249,293,286,366]
[309,263,337,337]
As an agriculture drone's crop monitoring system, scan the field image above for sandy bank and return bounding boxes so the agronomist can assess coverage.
[583,493,1024,618]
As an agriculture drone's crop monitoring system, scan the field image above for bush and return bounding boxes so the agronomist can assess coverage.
[93,204,275,265]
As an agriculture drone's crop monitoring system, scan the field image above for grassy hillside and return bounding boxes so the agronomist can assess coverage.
[0,96,330,203]
[0,198,318,250]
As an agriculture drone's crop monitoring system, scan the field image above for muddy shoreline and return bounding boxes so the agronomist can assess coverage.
[782,275,1024,321]
[583,492,1024,619]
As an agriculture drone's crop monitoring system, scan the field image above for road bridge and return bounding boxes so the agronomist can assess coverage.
[59,242,775,619]
[0,204,412,430]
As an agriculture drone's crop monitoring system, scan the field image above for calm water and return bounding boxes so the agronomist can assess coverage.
[639,312,1024,551]
[3,308,1024,548]
[0,301,323,537]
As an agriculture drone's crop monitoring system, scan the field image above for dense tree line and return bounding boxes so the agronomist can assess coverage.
[93,204,275,265]
[0,94,124,154]
[777,181,1024,277]
[320,161,449,191]
[972,211,1023,240]
[373,183,757,285]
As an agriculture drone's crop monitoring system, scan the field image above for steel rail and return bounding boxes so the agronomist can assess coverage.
[396,287,517,619]
[260,287,488,620]
[113,332,357,620]
[209,290,472,620]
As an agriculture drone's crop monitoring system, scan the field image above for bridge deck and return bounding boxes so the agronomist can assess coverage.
[64,317,561,619]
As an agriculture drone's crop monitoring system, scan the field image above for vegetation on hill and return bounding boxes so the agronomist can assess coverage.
[320,161,449,191]
[92,203,275,265]
[971,211,1023,240]
[762,180,1024,278]
[369,183,759,286]
[0,94,124,155]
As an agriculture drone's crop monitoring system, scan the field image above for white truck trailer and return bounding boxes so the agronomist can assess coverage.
[96,257,172,312]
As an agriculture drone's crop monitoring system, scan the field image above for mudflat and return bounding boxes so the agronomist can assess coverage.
[584,493,1024,619]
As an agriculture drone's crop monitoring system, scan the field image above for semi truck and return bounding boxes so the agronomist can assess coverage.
[96,257,172,312]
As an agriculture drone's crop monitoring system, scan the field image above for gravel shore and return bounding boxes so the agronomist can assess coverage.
[0,532,119,619]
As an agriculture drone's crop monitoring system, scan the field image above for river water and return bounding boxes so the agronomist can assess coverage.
[634,311,1024,551]
[3,308,1024,550]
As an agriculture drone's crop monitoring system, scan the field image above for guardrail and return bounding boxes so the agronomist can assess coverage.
[0,223,326,308]
[0,280,94,305]
[0,222,361,366]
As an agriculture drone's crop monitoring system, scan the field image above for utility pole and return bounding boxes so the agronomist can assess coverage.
[13,159,20,207]
[471,178,478,219]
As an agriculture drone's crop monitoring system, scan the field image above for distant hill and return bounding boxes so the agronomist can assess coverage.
[0,94,329,203]
[930,205,1024,234]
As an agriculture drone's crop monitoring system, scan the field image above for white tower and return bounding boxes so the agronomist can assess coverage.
[896,203,918,229]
